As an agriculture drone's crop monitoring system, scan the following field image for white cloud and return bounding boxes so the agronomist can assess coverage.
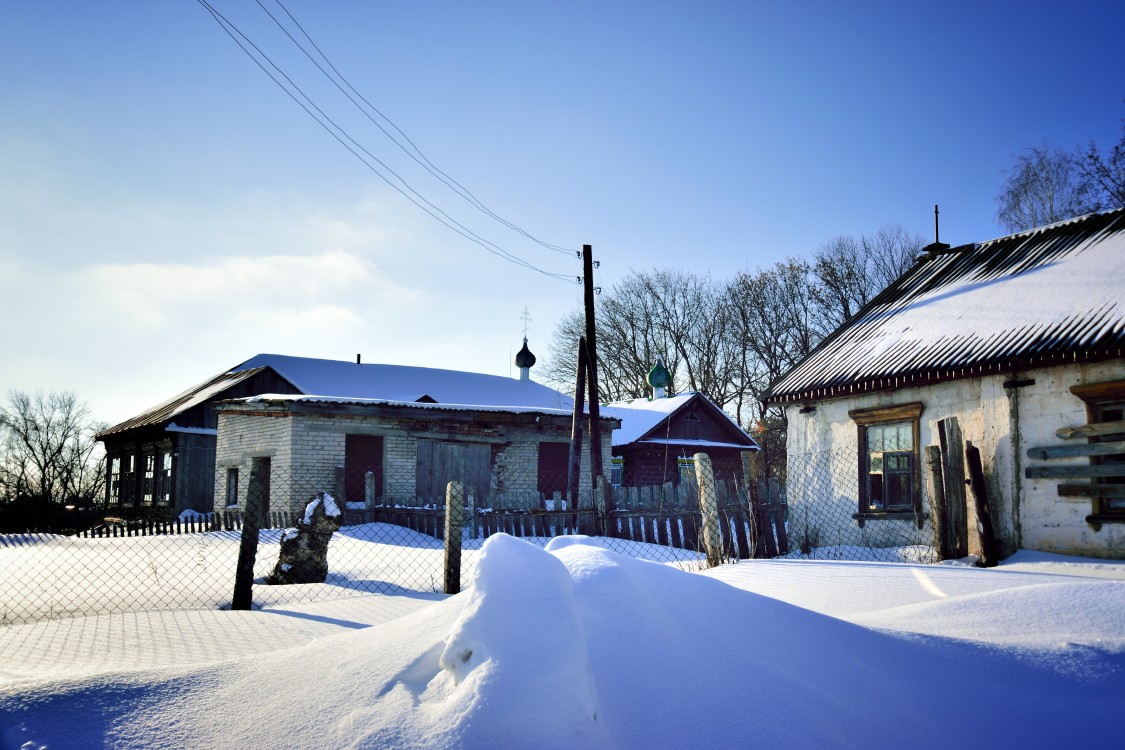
[1,138,576,425]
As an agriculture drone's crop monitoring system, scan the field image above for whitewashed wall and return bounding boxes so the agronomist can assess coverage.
[215,405,614,515]
[784,358,1125,559]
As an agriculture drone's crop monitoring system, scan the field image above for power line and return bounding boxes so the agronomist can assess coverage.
[196,0,575,282]
[261,0,573,256]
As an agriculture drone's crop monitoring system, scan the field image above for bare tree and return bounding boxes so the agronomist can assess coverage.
[542,270,735,407]
[0,390,105,509]
[811,225,924,334]
[1079,117,1125,211]
[543,228,925,477]
[995,142,1097,232]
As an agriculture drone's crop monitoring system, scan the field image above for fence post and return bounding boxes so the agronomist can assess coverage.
[694,453,722,568]
[925,445,948,560]
[364,470,376,515]
[444,481,464,595]
[334,465,345,511]
[595,475,609,537]
[467,487,478,540]
[231,457,269,610]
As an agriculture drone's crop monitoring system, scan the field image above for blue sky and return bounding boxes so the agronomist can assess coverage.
[2,0,1123,425]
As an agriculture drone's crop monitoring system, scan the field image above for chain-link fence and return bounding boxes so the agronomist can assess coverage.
[1,459,768,625]
[1,445,948,626]
[779,446,940,564]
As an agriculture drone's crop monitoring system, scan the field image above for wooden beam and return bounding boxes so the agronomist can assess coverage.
[1057,483,1125,499]
[1027,441,1125,460]
[1025,465,1125,479]
[1055,420,1125,440]
[965,441,998,568]
[1070,379,1125,402]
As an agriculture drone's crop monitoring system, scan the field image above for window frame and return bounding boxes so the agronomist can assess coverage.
[610,457,624,488]
[142,454,155,506]
[226,467,239,508]
[677,456,696,484]
[156,451,172,507]
[849,402,924,524]
[108,456,122,506]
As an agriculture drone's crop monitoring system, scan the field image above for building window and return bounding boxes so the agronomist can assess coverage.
[610,457,623,487]
[849,402,923,518]
[108,457,122,505]
[677,456,695,484]
[142,454,155,506]
[120,455,135,507]
[226,468,239,508]
[157,452,172,506]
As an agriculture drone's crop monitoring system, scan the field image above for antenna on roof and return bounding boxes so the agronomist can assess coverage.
[920,204,951,259]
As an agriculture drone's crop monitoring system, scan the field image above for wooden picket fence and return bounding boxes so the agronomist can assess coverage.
[354,483,788,561]
[70,477,788,561]
[74,509,302,538]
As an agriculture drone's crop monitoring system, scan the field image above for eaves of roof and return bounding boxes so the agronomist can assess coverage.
[763,209,1125,406]
[95,367,273,439]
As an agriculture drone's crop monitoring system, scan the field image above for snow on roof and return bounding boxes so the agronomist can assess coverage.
[233,354,573,410]
[97,367,267,437]
[602,393,696,446]
[601,392,755,449]
[232,393,585,419]
[766,208,1125,403]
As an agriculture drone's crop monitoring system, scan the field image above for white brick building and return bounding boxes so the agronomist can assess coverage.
[765,209,1125,560]
[214,396,618,515]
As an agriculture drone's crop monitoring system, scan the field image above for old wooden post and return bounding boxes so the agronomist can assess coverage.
[740,451,763,557]
[965,442,999,568]
[364,470,376,514]
[232,457,269,610]
[925,445,949,559]
[937,417,969,558]
[694,453,722,567]
[567,336,588,510]
[466,485,478,540]
[444,481,464,595]
[595,475,610,537]
[334,465,345,514]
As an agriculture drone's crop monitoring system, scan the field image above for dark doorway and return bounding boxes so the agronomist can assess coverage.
[345,434,384,503]
[537,442,569,499]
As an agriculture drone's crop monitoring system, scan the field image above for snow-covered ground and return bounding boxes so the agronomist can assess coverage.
[1,534,1123,749]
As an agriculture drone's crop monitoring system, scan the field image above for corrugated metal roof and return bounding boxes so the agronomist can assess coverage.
[764,208,1125,405]
[97,354,576,440]
[96,367,270,437]
[225,394,586,420]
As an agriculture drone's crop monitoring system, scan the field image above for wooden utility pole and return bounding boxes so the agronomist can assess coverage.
[581,245,605,499]
[567,336,588,508]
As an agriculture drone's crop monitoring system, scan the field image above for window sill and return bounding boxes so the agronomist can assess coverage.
[853,511,929,530]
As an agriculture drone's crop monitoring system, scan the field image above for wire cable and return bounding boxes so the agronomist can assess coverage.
[262,0,573,256]
[197,0,576,282]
